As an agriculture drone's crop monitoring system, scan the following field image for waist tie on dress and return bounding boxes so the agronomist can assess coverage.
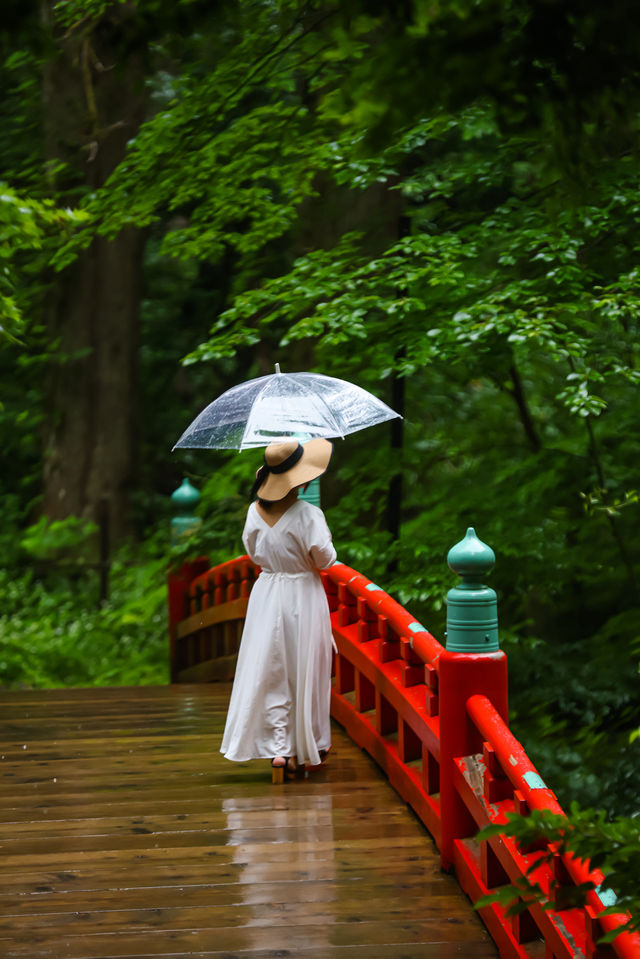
[259,570,315,580]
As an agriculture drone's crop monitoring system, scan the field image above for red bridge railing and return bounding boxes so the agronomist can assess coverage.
[168,551,640,959]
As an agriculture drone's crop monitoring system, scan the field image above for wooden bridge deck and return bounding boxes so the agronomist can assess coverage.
[0,685,498,959]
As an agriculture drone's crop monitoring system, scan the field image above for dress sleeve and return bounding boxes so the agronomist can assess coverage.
[241,506,257,560]
[305,505,337,570]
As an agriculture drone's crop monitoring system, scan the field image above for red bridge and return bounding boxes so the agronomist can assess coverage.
[1,546,637,958]
[167,549,640,959]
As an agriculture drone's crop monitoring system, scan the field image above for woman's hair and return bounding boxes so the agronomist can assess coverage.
[257,483,306,509]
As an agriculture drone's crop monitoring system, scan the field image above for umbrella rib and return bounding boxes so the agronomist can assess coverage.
[304,386,346,439]
[239,375,285,448]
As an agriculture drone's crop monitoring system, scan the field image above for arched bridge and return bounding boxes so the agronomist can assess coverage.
[1,543,638,959]
[167,548,640,959]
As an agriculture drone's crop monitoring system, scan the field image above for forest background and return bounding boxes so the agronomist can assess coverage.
[1,0,639,849]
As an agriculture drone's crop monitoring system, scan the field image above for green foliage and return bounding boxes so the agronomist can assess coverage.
[20,515,98,561]
[53,0,130,25]
[0,543,170,689]
[54,0,341,267]
[0,184,87,337]
[475,805,640,943]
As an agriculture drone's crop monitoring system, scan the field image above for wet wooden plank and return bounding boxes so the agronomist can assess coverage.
[0,847,450,897]
[0,685,497,959]
[0,874,457,916]
[0,889,484,933]
[0,920,497,958]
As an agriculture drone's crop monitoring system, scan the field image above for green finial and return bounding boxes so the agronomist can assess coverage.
[445,528,499,652]
[447,527,495,583]
[170,478,201,544]
[171,478,201,513]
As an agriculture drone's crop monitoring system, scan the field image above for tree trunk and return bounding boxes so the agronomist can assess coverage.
[42,230,144,538]
[40,3,148,540]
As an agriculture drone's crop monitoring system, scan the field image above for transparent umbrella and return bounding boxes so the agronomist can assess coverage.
[173,365,401,450]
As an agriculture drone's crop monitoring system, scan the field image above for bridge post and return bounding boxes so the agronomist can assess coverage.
[438,528,508,871]
[168,479,209,681]
[168,557,211,681]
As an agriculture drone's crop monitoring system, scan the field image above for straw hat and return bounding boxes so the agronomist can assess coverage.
[253,439,333,501]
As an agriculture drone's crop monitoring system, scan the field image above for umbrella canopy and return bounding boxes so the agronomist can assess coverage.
[173,367,401,450]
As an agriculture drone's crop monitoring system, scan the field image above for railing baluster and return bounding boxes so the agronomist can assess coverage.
[355,671,375,712]
[422,744,439,795]
[482,742,513,803]
[480,839,508,889]
[399,638,424,686]
[398,718,421,763]
[425,663,439,717]
[376,691,397,736]
[513,909,541,945]
[337,582,357,626]
[335,654,355,695]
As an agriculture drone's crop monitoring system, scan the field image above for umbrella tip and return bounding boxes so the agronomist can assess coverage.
[275,362,281,374]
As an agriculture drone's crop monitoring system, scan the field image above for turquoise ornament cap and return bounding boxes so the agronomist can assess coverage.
[445,528,499,652]
[171,477,201,513]
[170,478,201,545]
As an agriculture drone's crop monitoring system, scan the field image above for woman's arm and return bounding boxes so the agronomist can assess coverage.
[306,506,337,569]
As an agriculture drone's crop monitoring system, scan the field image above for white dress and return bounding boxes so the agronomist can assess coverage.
[220,498,337,766]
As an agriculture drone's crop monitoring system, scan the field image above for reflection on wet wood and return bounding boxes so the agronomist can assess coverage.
[0,685,497,958]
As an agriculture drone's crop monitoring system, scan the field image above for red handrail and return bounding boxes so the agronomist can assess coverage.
[323,561,444,666]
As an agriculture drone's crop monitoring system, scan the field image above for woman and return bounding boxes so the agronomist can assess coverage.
[220,438,337,782]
